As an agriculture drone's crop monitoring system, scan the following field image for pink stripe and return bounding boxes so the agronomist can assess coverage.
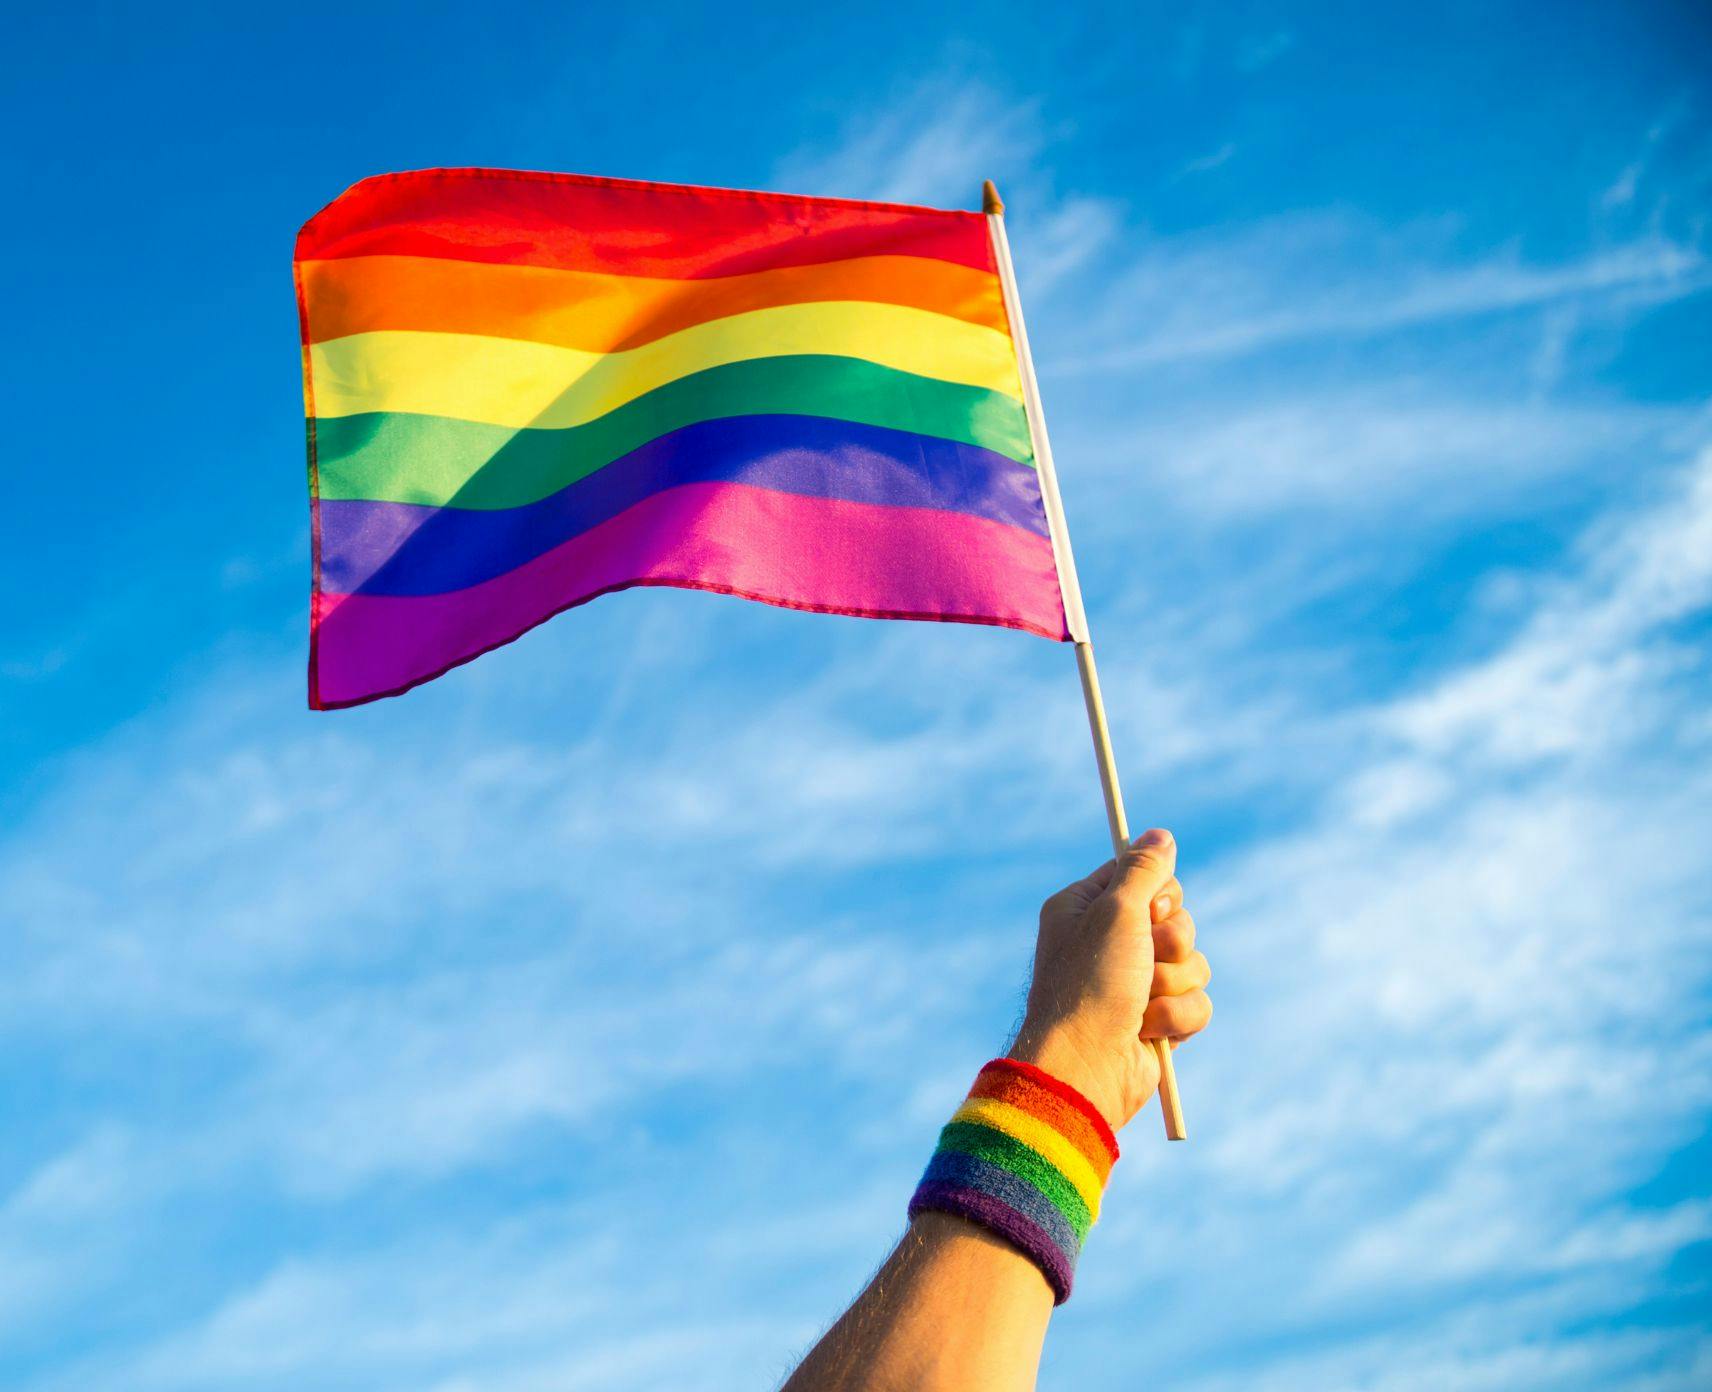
[311,482,1068,707]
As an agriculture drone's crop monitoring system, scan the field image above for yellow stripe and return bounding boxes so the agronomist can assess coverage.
[951,1097,1106,1219]
[309,301,1023,429]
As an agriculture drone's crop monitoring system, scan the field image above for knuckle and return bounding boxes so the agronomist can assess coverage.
[1108,883,1150,915]
[1154,990,1212,1037]
[1155,913,1195,959]
[1119,847,1170,880]
[1151,878,1182,916]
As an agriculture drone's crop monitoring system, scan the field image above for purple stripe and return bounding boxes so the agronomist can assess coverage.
[310,482,1067,707]
[319,414,1048,596]
[909,1182,1076,1304]
[920,1150,1083,1258]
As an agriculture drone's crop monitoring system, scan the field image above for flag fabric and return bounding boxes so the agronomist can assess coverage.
[295,168,1069,708]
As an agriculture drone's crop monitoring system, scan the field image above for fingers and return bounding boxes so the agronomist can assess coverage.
[1103,829,1177,917]
[1141,988,1212,1041]
[1079,857,1121,895]
[1046,831,1180,919]
[1152,906,1195,962]
[1151,949,1210,998]
[1146,900,1210,1043]
[1043,871,1108,917]
[1150,877,1182,923]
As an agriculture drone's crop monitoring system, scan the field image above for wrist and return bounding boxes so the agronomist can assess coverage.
[1007,1020,1126,1133]
[908,1057,1120,1304]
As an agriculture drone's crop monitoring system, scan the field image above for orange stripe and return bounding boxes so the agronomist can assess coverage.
[299,253,1009,352]
[969,1071,1115,1181]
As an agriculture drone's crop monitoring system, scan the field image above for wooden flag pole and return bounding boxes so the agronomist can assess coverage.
[983,179,1187,1142]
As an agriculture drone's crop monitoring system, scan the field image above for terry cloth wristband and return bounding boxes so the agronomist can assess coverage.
[908,1057,1120,1303]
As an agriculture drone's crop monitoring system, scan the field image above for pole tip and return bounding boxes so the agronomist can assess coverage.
[982,179,1004,215]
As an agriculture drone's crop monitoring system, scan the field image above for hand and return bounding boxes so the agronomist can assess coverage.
[1008,829,1212,1131]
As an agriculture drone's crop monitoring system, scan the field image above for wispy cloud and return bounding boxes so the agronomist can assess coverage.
[774,79,1043,210]
[1080,447,1712,1388]
[0,1130,139,1339]
[1045,211,1706,374]
[776,77,1118,293]
[1080,392,1688,521]
[1174,142,1236,179]
[1600,96,1695,213]
[1236,29,1296,73]
[103,1211,807,1392]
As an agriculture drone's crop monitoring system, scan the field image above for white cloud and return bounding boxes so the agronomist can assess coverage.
[1236,29,1296,73]
[774,77,1118,297]
[1175,142,1236,178]
[103,1217,804,1392]
[1072,448,1712,1388]
[1388,445,1712,763]
[1601,160,1643,211]
[1081,392,1686,521]
[1179,1311,1712,1392]
[1053,213,1707,373]
[0,1128,160,1342]
[774,79,1043,210]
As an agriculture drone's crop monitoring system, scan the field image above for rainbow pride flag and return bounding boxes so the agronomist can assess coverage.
[295,169,1070,708]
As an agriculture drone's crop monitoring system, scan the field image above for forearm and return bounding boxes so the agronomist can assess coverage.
[784,1055,1119,1392]
[780,1213,1054,1392]
[784,829,1212,1392]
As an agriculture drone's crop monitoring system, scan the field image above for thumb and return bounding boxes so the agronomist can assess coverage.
[1102,829,1177,915]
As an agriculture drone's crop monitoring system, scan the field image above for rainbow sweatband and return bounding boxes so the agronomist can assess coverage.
[908,1057,1119,1303]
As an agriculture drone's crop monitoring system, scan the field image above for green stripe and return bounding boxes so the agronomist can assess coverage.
[314,354,1035,510]
[936,1121,1092,1238]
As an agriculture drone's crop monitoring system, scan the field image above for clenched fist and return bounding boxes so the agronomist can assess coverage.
[1008,829,1212,1131]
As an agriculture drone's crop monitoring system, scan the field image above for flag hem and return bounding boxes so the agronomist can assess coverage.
[296,166,992,262]
[309,575,1067,710]
[294,251,327,710]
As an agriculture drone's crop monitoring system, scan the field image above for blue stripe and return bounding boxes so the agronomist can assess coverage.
[920,1150,1082,1263]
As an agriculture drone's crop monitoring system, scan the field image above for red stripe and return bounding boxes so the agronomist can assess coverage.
[296,167,994,279]
[968,1070,1116,1178]
[978,1059,1121,1164]
[311,482,1068,709]
[294,252,325,712]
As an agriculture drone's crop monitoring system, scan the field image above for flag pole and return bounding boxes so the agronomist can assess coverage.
[983,180,1187,1142]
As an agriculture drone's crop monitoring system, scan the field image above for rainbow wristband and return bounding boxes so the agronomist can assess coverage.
[908,1057,1119,1303]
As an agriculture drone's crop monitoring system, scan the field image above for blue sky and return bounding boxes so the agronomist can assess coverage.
[4,2,1710,1387]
